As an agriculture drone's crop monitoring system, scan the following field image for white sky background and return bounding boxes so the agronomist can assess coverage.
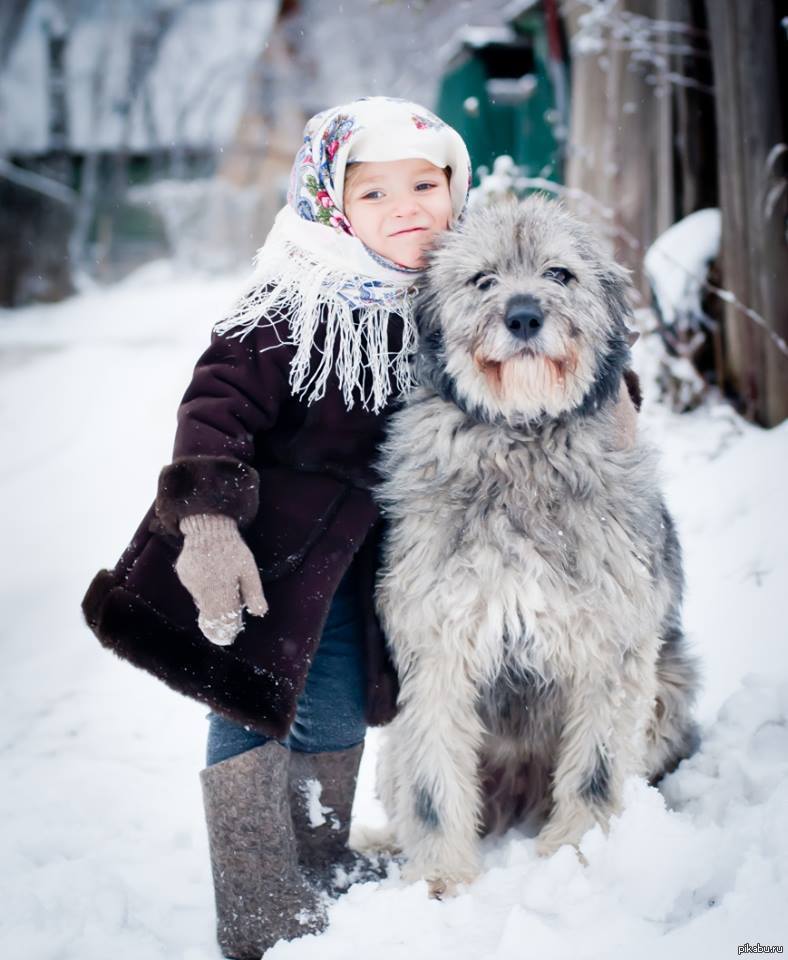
[0,259,785,958]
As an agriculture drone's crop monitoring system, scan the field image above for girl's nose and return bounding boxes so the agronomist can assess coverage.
[391,193,421,217]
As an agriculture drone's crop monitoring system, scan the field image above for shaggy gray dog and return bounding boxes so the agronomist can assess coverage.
[371,194,699,899]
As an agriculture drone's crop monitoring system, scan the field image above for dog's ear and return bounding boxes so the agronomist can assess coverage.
[598,261,635,337]
[573,261,636,418]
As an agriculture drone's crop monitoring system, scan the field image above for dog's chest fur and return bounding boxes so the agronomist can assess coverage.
[377,394,672,685]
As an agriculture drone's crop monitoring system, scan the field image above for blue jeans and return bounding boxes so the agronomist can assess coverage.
[205,560,368,766]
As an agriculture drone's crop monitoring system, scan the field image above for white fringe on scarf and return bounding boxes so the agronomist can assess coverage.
[214,207,421,414]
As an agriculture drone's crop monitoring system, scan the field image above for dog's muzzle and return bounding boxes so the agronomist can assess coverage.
[504,295,544,343]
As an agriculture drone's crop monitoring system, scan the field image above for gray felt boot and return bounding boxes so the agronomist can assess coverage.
[288,742,387,895]
[200,741,327,959]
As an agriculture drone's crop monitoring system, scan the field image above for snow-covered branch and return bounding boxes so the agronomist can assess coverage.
[0,158,75,206]
[566,0,713,96]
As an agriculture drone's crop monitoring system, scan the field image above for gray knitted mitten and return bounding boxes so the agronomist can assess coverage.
[176,513,268,646]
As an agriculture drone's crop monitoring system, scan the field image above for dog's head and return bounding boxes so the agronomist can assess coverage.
[414,194,635,427]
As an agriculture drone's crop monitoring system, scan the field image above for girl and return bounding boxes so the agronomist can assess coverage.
[82,97,473,959]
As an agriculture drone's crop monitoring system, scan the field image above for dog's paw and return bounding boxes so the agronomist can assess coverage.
[537,805,599,861]
[427,877,459,900]
[349,822,402,857]
[535,834,563,859]
[401,862,478,898]
[535,830,589,865]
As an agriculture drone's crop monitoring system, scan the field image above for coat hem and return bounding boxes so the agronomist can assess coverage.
[81,569,296,739]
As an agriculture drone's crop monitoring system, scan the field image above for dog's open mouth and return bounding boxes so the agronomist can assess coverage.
[474,349,578,400]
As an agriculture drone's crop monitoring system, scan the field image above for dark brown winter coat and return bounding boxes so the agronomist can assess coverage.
[81,312,403,738]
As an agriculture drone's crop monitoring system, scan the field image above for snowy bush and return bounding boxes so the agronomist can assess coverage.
[644,210,722,413]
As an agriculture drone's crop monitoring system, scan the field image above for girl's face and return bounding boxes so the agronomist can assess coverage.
[343,158,453,268]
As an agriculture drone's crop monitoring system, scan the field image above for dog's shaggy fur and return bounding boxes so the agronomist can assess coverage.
[372,195,700,897]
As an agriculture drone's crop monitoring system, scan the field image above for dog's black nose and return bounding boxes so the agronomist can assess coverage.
[504,296,544,341]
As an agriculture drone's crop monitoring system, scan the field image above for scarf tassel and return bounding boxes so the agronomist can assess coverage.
[214,240,419,414]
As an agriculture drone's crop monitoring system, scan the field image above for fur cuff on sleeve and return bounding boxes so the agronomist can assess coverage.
[155,456,260,536]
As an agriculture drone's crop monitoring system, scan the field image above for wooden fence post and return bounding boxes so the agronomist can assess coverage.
[706,0,788,426]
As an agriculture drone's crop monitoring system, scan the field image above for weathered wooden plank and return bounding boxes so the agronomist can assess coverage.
[706,0,788,425]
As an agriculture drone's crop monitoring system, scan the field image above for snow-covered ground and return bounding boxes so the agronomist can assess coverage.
[0,265,786,959]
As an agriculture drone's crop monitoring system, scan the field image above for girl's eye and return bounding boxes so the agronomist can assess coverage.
[543,266,575,286]
[360,182,438,200]
[469,272,497,291]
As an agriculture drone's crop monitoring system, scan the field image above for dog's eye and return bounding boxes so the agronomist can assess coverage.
[543,267,575,286]
[469,272,497,291]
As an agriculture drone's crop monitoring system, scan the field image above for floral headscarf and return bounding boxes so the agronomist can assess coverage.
[215,97,472,412]
[288,97,470,244]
